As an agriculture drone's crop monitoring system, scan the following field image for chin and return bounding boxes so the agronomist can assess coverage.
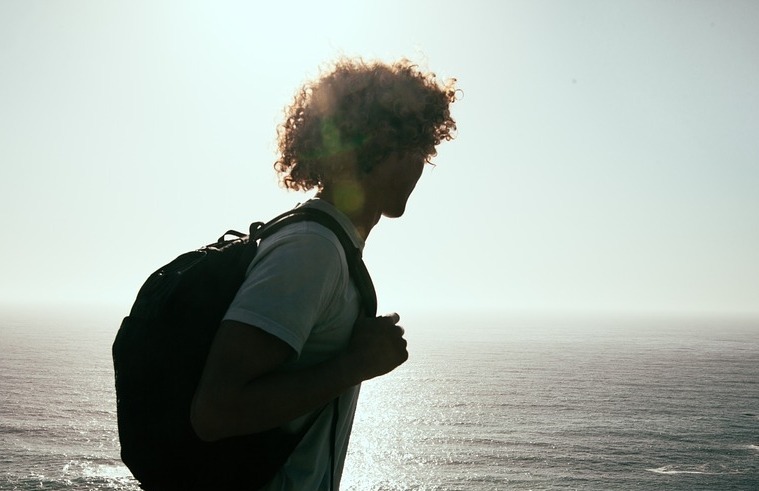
[382,207,406,219]
[381,196,411,219]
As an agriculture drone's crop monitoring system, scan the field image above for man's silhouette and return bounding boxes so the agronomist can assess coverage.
[191,58,457,490]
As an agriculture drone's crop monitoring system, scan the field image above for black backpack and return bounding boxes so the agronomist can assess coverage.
[112,207,377,490]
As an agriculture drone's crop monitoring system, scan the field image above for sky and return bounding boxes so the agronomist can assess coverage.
[1,0,758,319]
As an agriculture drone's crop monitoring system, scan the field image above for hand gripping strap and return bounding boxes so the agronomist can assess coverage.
[251,208,378,318]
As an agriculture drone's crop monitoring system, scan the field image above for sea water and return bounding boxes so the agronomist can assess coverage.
[1,307,757,490]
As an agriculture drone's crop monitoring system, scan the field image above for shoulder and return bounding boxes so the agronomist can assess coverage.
[225,219,353,354]
[256,221,347,270]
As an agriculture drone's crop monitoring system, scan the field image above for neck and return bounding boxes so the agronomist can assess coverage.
[316,183,381,240]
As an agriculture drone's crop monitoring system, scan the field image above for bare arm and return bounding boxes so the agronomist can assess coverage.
[190,313,407,442]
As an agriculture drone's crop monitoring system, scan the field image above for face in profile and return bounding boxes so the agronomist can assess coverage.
[368,151,426,219]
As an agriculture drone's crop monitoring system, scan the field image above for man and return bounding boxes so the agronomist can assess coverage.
[191,58,457,490]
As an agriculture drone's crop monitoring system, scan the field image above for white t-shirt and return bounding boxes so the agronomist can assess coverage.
[223,199,365,490]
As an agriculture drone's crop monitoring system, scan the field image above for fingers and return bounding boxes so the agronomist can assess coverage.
[354,311,405,340]
[357,312,400,326]
[379,313,403,335]
[387,313,404,335]
[347,311,409,380]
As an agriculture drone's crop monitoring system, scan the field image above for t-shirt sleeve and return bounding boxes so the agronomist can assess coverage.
[222,229,346,356]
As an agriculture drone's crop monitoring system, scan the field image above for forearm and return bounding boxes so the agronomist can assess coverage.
[192,351,362,441]
[191,315,407,442]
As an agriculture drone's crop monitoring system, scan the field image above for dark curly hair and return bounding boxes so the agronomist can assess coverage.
[275,58,457,191]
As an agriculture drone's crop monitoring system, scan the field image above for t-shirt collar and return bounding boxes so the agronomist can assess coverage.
[298,198,366,252]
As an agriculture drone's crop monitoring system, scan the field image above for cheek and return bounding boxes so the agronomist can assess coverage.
[403,160,424,183]
[408,164,424,189]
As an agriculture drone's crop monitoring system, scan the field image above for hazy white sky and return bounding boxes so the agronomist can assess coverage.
[1,0,757,317]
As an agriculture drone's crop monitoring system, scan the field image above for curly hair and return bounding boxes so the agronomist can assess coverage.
[275,58,457,191]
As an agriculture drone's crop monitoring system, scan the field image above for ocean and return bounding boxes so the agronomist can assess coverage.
[1,307,757,490]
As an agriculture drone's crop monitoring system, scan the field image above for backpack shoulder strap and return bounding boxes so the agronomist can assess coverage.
[250,207,378,317]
